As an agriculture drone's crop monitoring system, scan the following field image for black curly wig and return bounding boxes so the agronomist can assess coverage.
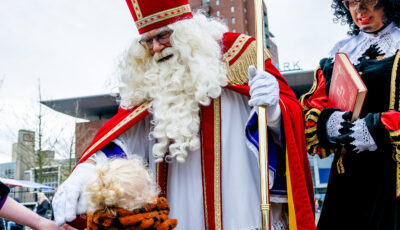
[331,0,400,35]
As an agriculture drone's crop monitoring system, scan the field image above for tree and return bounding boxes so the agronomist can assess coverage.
[2,79,76,184]
[52,98,97,183]
[1,77,99,190]
[33,79,79,184]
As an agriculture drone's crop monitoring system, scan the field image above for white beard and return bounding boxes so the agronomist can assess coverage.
[118,14,228,163]
[144,46,226,163]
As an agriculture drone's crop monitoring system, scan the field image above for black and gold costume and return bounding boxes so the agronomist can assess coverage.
[301,23,400,230]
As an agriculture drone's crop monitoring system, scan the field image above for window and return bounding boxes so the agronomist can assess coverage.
[244,8,247,13]
[202,0,210,5]
[231,6,234,13]
[216,0,220,5]
[232,17,235,24]
[245,30,249,35]
[216,10,220,17]
[245,19,248,24]
[232,29,236,32]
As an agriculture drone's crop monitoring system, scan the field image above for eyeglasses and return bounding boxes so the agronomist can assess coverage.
[139,29,173,50]
[342,0,378,10]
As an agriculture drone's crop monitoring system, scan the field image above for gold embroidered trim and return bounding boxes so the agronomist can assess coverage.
[389,49,400,197]
[337,153,345,174]
[130,0,143,19]
[201,135,209,229]
[306,115,319,123]
[336,148,347,174]
[395,150,400,162]
[306,139,319,151]
[300,67,322,111]
[306,134,318,143]
[305,108,321,123]
[224,40,271,85]
[390,129,400,137]
[391,143,400,197]
[136,5,191,30]
[305,126,317,134]
[390,50,400,110]
[397,163,400,197]
[223,34,252,63]
[213,98,222,230]
[306,108,322,116]
[304,108,336,158]
[80,101,150,160]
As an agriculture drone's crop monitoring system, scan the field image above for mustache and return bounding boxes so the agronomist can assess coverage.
[153,48,175,63]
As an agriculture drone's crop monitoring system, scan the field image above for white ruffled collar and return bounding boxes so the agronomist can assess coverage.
[330,23,400,65]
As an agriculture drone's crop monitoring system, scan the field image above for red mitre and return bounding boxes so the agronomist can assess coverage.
[125,0,193,34]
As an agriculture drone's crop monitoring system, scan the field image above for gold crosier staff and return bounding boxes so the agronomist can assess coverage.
[254,0,271,229]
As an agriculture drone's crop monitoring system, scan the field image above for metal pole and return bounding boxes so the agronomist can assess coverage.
[254,0,271,229]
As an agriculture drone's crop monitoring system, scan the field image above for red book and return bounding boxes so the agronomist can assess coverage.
[327,53,367,121]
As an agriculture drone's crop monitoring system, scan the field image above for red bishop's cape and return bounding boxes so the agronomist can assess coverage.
[75,33,316,230]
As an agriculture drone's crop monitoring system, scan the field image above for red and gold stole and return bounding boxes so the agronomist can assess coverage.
[200,98,223,230]
[156,98,224,230]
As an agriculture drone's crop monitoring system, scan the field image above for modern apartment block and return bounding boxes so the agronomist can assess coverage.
[189,0,279,66]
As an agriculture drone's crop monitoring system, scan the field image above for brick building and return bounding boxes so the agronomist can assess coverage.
[189,0,279,66]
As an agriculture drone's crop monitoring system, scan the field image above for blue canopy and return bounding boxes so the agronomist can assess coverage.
[0,178,55,191]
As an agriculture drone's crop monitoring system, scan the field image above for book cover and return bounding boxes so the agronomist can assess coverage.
[327,53,367,121]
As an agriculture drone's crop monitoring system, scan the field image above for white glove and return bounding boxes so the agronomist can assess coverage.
[52,163,97,226]
[248,65,281,125]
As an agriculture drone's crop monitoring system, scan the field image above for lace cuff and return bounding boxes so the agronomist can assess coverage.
[305,108,338,157]
[349,118,377,153]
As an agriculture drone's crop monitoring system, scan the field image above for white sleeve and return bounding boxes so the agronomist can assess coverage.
[89,117,151,162]
[267,104,282,147]
[113,116,151,160]
[88,150,108,164]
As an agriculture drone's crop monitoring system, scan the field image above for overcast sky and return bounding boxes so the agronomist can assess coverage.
[0,0,349,163]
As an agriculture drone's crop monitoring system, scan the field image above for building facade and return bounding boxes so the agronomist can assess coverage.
[0,130,61,203]
[13,130,35,181]
[189,0,279,66]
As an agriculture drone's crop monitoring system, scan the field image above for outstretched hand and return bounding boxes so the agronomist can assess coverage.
[53,163,96,226]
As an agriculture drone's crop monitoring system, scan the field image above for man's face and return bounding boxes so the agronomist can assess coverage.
[139,26,173,56]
